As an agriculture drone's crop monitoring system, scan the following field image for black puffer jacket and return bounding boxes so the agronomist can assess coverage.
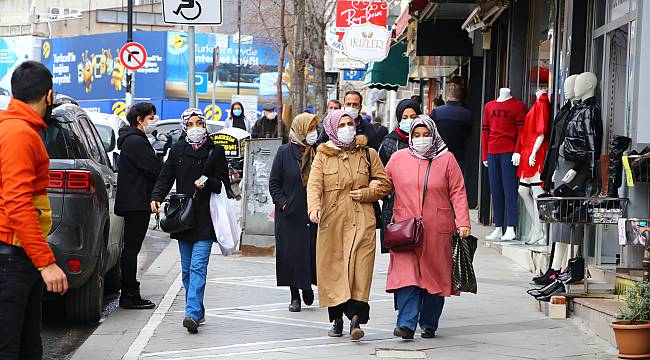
[378,129,409,165]
[541,101,574,190]
[560,97,603,176]
[152,140,231,242]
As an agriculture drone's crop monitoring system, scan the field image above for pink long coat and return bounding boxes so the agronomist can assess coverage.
[385,150,471,296]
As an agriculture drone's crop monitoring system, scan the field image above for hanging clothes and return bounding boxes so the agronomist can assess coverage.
[516,92,550,179]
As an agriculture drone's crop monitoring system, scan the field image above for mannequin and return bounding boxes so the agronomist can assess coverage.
[482,87,527,241]
[514,89,550,245]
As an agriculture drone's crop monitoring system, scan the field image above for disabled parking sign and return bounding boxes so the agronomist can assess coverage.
[162,0,223,25]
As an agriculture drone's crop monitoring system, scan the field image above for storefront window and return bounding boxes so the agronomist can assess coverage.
[608,0,635,22]
[525,0,560,106]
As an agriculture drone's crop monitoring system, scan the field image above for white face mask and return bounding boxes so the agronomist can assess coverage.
[266,112,277,120]
[186,127,207,144]
[411,136,433,153]
[344,107,359,119]
[337,126,356,145]
[305,130,318,146]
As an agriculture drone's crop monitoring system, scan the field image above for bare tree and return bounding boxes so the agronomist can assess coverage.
[305,0,336,117]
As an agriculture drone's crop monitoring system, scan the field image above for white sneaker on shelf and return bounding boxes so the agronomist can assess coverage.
[501,227,517,241]
[485,227,503,240]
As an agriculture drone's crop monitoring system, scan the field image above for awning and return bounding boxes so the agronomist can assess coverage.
[363,43,408,91]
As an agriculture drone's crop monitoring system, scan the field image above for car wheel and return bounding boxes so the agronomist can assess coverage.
[104,262,121,295]
[65,247,104,323]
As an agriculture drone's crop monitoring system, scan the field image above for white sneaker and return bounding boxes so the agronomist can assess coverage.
[485,228,503,240]
[501,227,517,241]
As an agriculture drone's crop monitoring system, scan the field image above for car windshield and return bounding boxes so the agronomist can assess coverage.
[95,124,115,152]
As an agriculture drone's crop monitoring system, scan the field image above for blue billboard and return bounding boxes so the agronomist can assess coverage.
[43,32,166,101]
[165,31,287,102]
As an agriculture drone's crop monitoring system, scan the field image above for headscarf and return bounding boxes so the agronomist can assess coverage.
[290,113,319,186]
[396,99,422,122]
[181,107,208,149]
[323,109,356,150]
[408,115,448,160]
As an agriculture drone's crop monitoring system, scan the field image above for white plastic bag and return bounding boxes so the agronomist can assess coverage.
[209,184,241,255]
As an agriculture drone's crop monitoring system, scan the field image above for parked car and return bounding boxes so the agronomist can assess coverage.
[40,98,124,323]
[88,112,128,168]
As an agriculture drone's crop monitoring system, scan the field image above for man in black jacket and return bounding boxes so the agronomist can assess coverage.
[316,91,379,150]
[115,102,163,309]
[252,103,287,142]
[431,88,472,173]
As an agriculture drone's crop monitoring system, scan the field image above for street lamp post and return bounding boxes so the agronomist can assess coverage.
[237,0,242,95]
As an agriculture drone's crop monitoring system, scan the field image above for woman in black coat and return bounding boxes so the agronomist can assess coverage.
[115,102,162,310]
[151,108,231,334]
[269,113,319,312]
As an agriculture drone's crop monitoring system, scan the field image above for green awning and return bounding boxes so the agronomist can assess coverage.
[363,43,409,91]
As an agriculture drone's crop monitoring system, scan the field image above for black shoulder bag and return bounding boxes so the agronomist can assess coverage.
[365,148,383,229]
[160,147,214,234]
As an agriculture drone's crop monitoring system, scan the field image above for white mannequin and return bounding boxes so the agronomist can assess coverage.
[485,88,518,241]
[516,89,548,245]
[496,87,512,102]
[562,72,598,183]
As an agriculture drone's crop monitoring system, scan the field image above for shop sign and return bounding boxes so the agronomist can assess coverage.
[210,133,240,157]
[332,51,366,70]
[328,1,388,54]
[341,23,390,63]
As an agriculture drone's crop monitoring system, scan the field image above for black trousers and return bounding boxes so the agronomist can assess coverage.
[328,300,370,324]
[120,211,151,292]
[0,252,44,360]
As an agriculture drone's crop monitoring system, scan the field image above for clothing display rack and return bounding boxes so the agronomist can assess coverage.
[537,196,629,294]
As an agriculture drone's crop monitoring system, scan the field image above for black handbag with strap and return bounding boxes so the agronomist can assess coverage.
[365,148,383,229]
[160,147,214,234]
[452,233,478,293]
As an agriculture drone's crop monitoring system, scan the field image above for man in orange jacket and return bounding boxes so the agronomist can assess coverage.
[0,61,68,359]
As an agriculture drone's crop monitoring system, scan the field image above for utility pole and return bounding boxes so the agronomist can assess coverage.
[125,0,134,107]
[292,0,305,115]
[188,25,197,108]
[211,46,219,121]
[236,0,242,95]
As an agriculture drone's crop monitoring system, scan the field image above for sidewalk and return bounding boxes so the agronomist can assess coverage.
[72,218,617,360]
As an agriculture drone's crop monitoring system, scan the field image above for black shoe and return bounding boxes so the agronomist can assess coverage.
[328,318,343,337]
[289,299,301,312]
[421,328,436,338]
[534,281,565,301]
[198,317,205,325]
[533,268,559,285]
[393,326,414,339]
[349,315,364,341]
[183,316,198,334]
[302,289,314,306]
[119,292,156,310]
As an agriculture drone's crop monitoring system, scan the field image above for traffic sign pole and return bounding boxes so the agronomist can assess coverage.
[211,46,219,121]
[189,26,197,108]
[126,0,134,107]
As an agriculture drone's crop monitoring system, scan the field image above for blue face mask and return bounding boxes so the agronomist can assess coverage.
[232,109,242,117]
[399,119,412,133]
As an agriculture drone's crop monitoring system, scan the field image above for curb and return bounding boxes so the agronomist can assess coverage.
[71,238,181,360]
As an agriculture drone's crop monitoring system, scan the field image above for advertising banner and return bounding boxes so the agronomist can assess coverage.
[0,36,40,92]
[342,23,390,63]
[165,31,286,102]
[42,32,166,101]
[329,1,389,64]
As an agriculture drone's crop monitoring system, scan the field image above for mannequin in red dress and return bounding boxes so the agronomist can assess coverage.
[513,89,550,245]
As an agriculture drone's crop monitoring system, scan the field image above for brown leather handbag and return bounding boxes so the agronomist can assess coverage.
[383,159,432,252]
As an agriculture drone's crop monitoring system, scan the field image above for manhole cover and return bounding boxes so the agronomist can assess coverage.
[375,348,427,359]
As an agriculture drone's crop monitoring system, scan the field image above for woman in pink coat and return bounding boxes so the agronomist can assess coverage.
[384,115,471,340]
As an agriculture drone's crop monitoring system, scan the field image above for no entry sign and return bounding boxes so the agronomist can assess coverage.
[119,42,148,71]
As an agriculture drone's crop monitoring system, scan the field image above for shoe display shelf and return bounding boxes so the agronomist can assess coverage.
[537,196,629,295]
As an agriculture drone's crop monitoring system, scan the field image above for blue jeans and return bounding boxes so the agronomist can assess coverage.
[395,286,445,332]
[178,240,212,320]
[487,153,519,227]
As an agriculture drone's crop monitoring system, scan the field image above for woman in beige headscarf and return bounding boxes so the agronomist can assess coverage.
[269,113,320,312]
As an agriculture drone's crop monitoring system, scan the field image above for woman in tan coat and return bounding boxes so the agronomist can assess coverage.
[307,109,391,341]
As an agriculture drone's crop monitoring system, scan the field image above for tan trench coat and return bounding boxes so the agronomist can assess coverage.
[306,135,391,307]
